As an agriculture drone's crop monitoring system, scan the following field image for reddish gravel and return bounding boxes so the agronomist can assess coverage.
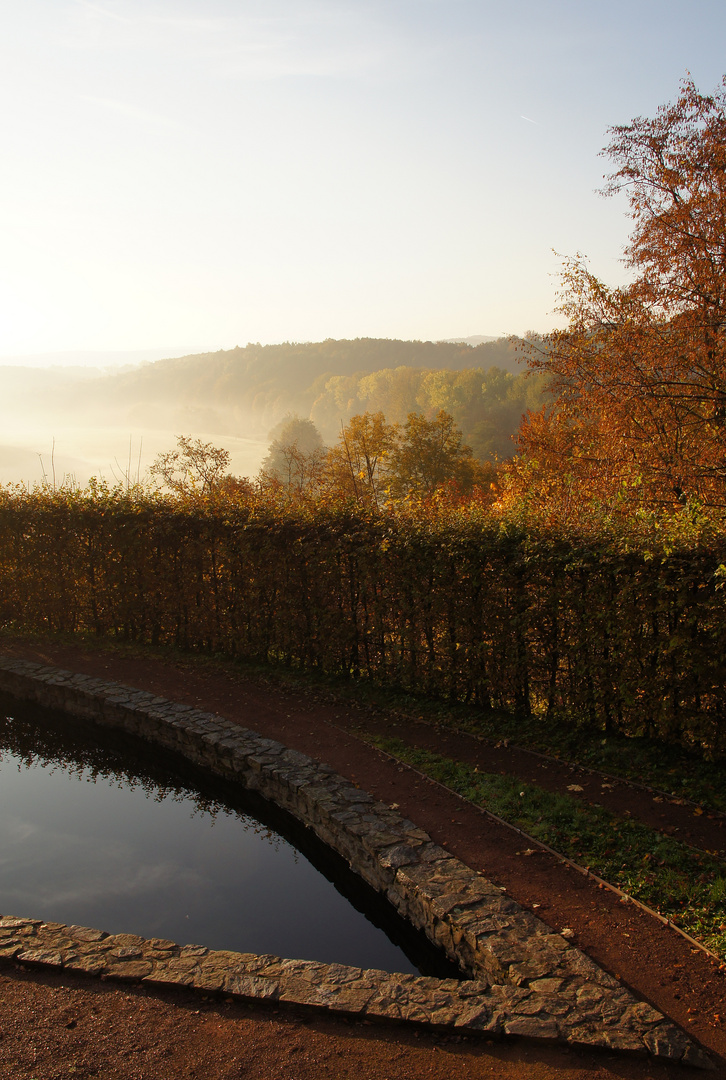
[1,638,724,1080]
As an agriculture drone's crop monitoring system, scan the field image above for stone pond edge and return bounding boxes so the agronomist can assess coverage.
[0,656,711,1069]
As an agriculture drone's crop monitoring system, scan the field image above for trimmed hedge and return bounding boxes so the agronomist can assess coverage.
[1,488,724,756]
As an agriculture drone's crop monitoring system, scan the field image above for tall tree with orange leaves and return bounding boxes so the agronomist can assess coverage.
[517,77,726,510]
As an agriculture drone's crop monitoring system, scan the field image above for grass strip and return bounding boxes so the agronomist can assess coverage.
[372,736,726,960]
[5,627,726,814]
[448,708,726,816]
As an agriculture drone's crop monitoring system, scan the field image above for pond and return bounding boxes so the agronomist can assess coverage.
[0,694,458,977]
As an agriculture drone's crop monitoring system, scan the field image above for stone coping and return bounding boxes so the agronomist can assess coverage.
[0,656,711,1068]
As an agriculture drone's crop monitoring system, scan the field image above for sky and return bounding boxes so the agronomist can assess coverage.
[2,0,725,361]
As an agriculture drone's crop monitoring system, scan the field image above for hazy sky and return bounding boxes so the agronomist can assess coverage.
[2,0,725,357]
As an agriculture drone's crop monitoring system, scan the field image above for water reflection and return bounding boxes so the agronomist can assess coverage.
[0,695,459,977]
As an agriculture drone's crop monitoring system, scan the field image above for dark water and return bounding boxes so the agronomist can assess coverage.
[0,695,459,977]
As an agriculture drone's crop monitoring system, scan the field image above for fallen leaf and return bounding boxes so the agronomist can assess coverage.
[567,784,584,792]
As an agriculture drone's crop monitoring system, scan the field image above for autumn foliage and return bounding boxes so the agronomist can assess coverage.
[512,77,726,512]
[255,409,494,507]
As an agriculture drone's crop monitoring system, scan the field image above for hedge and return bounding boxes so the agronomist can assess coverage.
[0,488,724,756]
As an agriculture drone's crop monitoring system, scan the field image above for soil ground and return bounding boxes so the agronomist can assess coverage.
[1,637,725,1080]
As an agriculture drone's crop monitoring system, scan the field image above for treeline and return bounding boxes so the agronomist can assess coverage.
[40,337,542,462]
[1,485,724,759]
[308,364,546,461]
[96,336,528,416]
[256,411,495,506]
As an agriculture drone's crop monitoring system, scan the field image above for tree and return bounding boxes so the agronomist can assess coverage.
[150,435,231,496]
[388,410,485,498]
[324,412,399,508]
[519,77,726,508]
[259,416,326,496]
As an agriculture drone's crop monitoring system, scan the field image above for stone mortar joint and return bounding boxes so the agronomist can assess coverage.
[0,656,712,1069]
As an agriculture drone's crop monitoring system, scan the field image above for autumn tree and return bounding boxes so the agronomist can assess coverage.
[309,362,545,465]
[518,77,726,509]
[259,416,326,496]
[150,435,231,496]
[388,410,486,498]
[324,411,399,508]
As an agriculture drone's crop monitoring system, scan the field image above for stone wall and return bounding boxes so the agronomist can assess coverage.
[0,656,710,1067]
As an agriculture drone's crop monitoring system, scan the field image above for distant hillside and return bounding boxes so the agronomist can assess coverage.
[0,347,196,370]
[442,335,499,346]
[0,337,547,474]
[60,337,531,433]
[101,336,528,401]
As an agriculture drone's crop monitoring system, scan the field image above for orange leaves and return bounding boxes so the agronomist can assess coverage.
[515,78,726,512]
[387,410,485,500]
[603,76,726,314]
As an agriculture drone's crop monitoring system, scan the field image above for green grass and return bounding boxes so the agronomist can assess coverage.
[351,682,726,813]
[447,707,726,815]
[372,737,726,960]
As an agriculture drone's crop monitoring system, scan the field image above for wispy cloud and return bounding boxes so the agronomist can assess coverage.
[70,1,430,82]
[5,859,206,909]
[74,0,131,24]
[0,817,39,845]
[80,95,187,131]
[520,114,539,125]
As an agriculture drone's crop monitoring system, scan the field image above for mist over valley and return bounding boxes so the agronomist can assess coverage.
[0,337,538,489]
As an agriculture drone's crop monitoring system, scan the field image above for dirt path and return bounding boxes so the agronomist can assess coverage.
[0,638,724,1079]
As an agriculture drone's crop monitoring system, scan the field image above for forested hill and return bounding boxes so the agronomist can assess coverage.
[97,336,527,408]
[2,336,547,467]
[64,336,537,438]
